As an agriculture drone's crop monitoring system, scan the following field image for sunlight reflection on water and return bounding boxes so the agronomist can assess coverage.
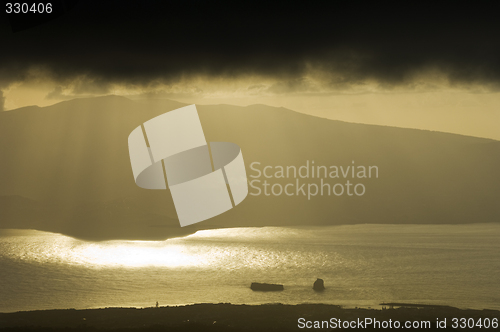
[2,227,351,270]
[3,231,205,268]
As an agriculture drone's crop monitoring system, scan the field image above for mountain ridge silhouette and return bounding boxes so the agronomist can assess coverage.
[1,95,498,240]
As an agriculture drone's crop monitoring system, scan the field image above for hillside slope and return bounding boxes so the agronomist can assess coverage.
[0,96,498,240]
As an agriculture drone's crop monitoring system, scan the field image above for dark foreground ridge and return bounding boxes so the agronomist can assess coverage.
[0,303,498,331]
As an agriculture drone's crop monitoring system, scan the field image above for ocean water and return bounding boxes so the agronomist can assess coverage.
[0,224,499,313]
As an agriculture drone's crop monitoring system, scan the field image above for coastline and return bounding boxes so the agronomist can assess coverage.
[1,303,498,331]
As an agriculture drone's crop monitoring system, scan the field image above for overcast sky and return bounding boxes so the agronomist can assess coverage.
[1,0,499,139]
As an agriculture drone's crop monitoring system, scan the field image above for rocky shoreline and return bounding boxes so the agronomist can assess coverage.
[0,303,498,331]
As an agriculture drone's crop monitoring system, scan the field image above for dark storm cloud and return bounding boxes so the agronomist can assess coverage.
[1,1,500,89]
